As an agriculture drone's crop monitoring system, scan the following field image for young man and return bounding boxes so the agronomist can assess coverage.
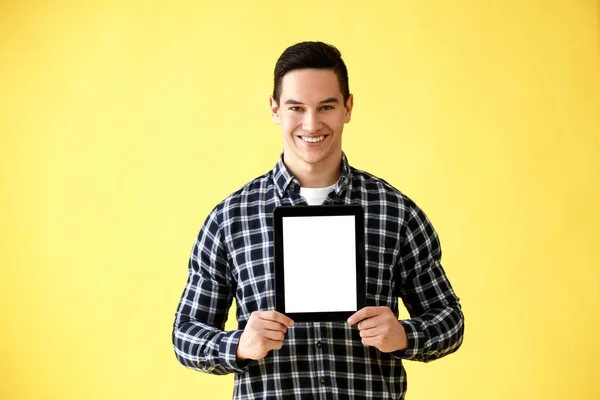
[173,41,464,399]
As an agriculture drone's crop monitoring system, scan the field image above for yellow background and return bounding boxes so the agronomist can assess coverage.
[1,1,599,399]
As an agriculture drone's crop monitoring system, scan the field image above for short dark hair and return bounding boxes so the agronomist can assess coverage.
[273,41,350,104]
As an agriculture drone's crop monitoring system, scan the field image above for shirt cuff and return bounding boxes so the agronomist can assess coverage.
[218,330,252,373]
[393,319,425,360]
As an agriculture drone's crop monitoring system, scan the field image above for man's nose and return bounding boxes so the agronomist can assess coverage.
[302,111,322,133]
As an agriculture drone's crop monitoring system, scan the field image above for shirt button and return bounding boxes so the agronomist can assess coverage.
[316,341,322,349]
[320,377,326,385]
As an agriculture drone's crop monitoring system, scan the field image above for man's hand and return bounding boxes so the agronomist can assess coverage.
[347,306,408,353]
[236,311,294,361]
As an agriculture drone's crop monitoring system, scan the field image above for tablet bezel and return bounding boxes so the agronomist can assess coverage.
[273,204,366,322]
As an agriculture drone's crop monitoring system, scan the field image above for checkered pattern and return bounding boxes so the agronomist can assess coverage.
[173,153,464,399]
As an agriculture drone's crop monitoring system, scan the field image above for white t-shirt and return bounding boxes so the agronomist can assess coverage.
[300,184,336,206]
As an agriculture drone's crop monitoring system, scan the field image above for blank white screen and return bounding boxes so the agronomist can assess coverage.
[282,215,357,313]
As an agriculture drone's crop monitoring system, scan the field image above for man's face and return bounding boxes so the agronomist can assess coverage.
[270,68,353,168]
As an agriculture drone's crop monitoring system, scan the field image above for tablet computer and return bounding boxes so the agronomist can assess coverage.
[273,204,366,322]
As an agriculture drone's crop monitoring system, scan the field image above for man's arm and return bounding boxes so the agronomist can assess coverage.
[393,202,465,362]
[172,208,246,375]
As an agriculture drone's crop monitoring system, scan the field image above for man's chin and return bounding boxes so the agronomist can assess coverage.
[298,151,325,165]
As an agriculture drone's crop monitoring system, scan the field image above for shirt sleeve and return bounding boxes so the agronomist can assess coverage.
[393,202,465,362]
[172,207,248,375]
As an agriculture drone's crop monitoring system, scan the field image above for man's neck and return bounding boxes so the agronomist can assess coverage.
[283,151,342,188]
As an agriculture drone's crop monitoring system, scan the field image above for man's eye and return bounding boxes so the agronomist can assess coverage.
[290,107,303,112]
[321,105,334,111]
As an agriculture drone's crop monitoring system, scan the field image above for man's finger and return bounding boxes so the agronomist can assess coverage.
[266,338,284,351]
[359,327,379,339]
[357,315,382,331]
[262,320,288,333]
[263,329,286,341]
[347,307,384,325]
[361,337,379,348]
[259,310,295,328]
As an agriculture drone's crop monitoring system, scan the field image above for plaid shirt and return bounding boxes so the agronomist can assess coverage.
[172,153,464,399]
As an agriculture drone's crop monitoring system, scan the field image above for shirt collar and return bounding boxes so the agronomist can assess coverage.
[272,152,352,198]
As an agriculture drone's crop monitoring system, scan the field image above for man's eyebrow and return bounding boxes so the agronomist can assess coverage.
[283,99,303,105]
[282,97,340,105]
[319,97,339,104]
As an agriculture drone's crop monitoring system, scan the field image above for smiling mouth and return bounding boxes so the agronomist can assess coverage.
[299,135,326,143]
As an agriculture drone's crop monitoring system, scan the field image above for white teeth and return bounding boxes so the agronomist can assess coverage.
[300,136,325,143]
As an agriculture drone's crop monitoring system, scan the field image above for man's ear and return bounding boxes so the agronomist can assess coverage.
[269,96,280,124]
[344,94,354,124]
